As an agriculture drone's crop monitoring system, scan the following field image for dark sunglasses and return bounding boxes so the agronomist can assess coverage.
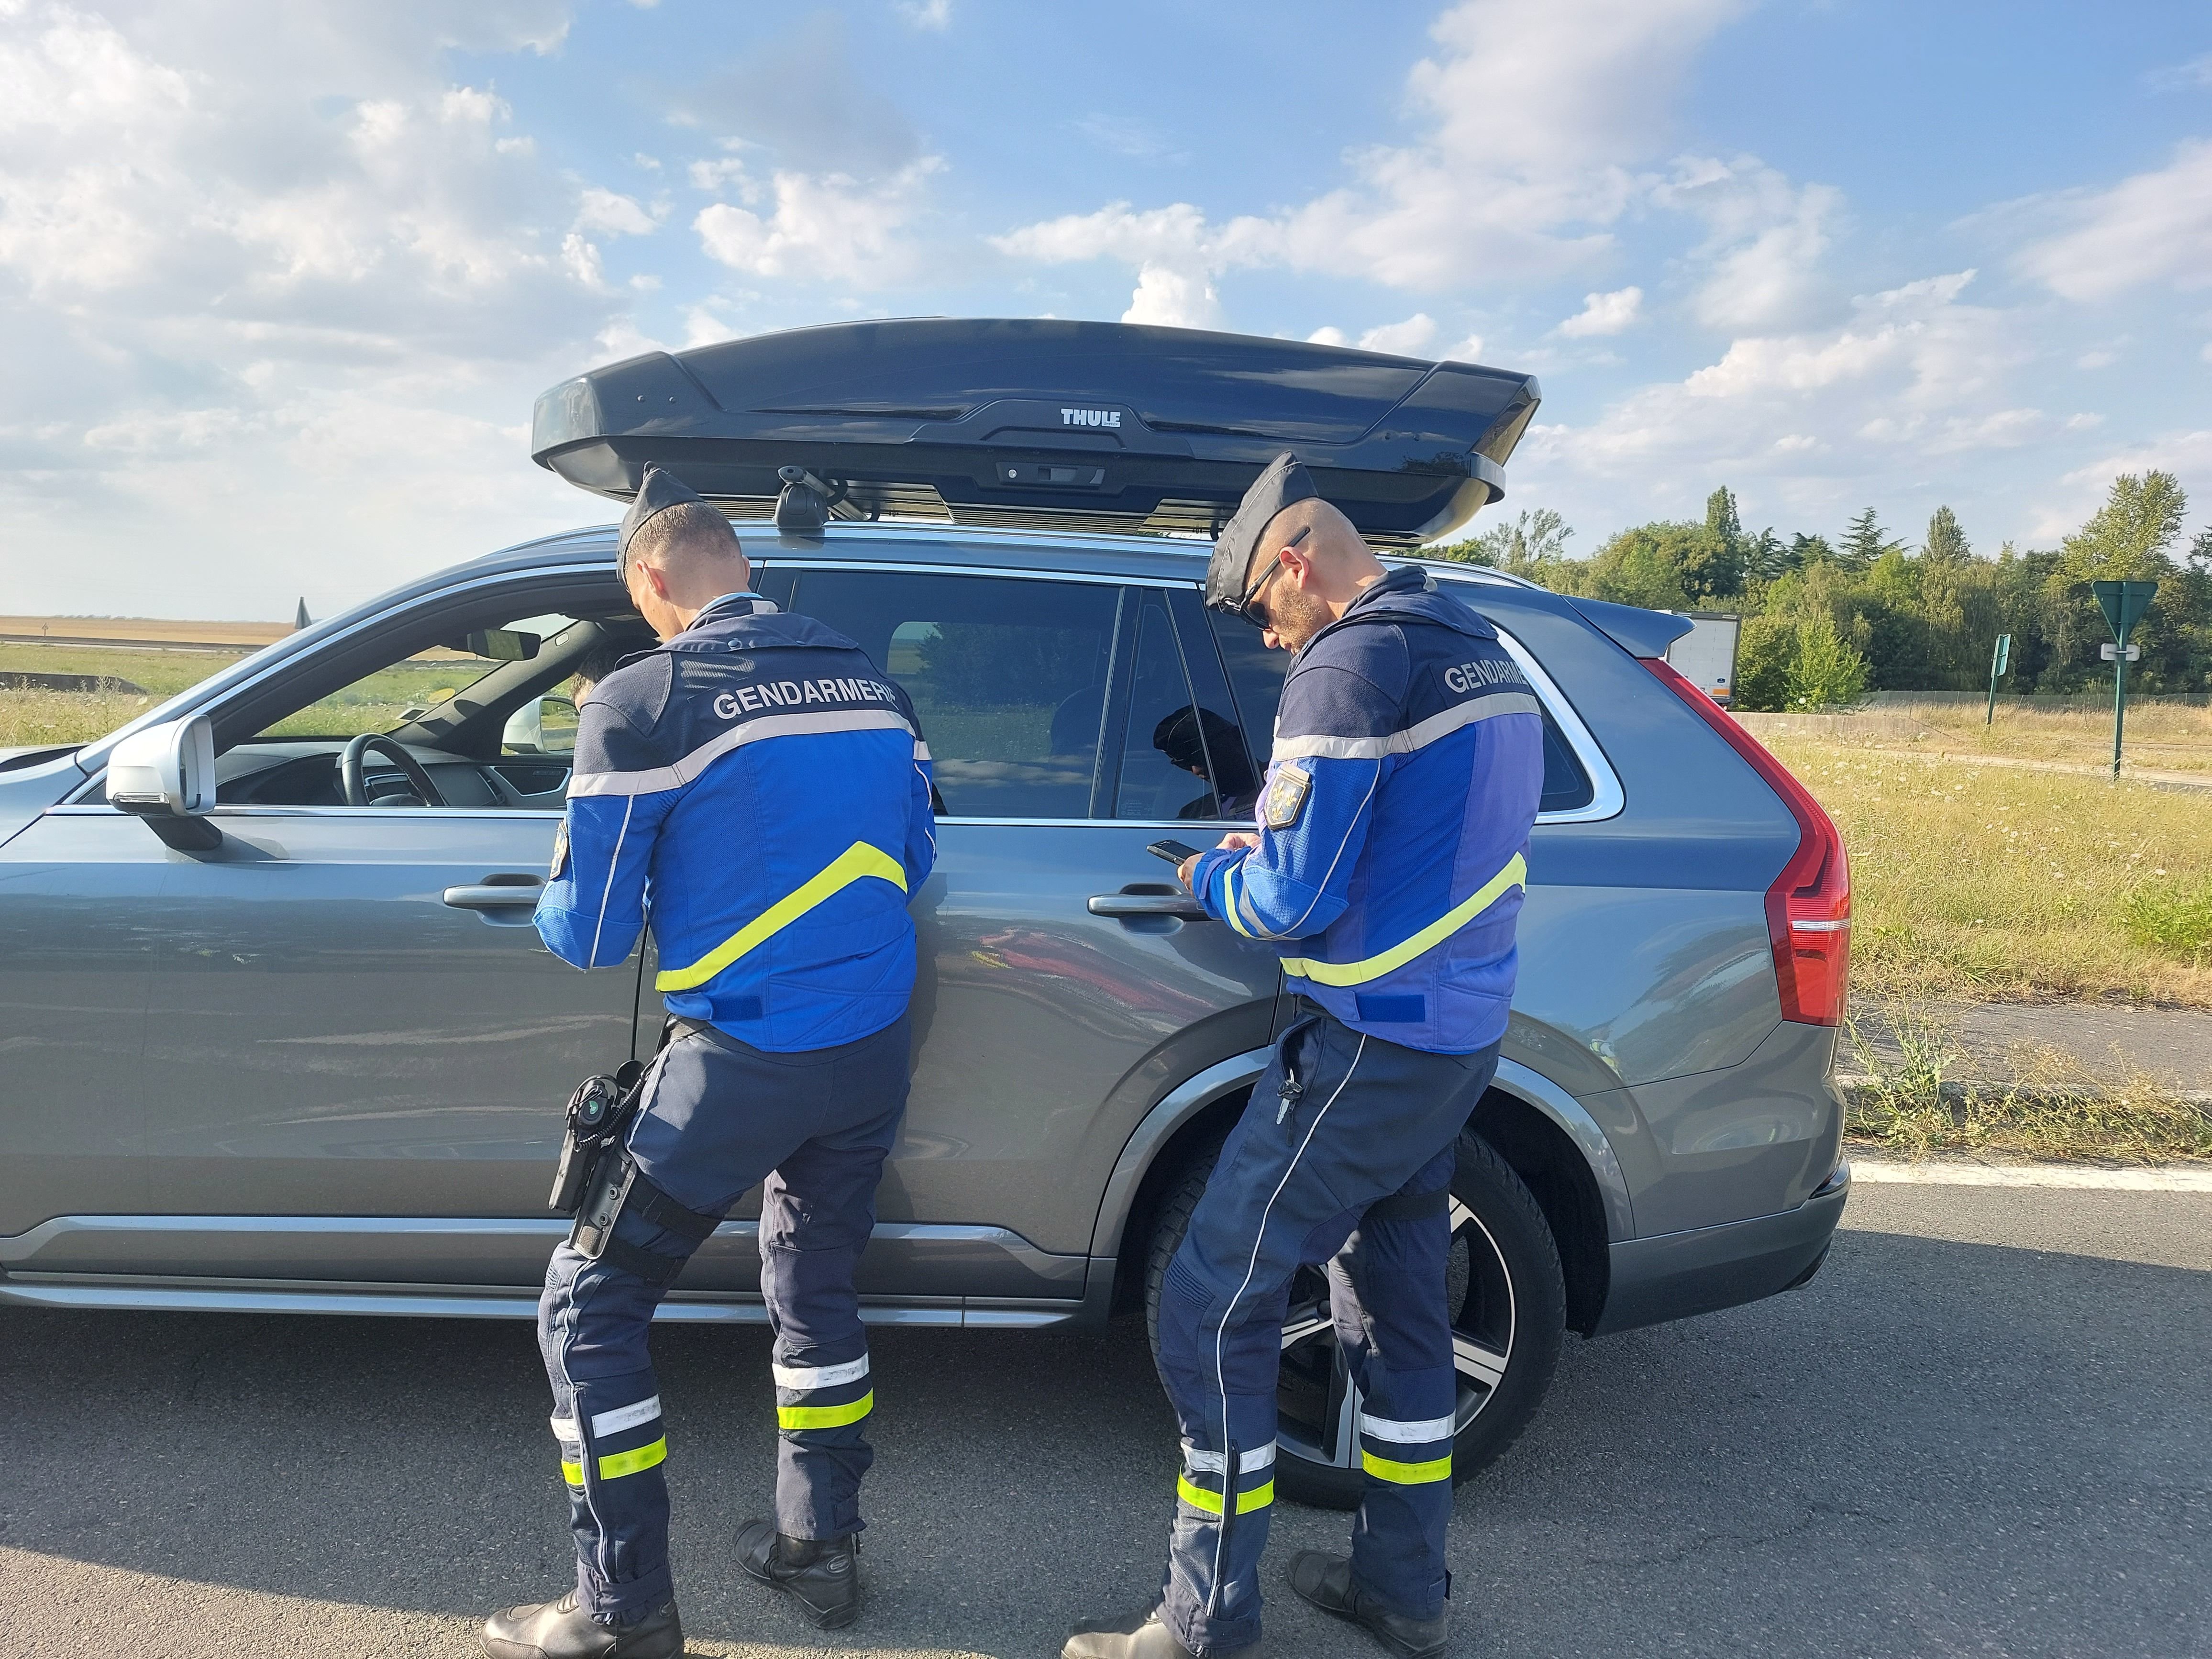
[1226,525,1309,630]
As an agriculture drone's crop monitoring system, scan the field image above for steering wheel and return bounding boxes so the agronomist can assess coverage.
[340,732,447,808]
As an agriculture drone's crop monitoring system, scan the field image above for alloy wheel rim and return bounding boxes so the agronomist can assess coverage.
[1274,1196,1516,1470]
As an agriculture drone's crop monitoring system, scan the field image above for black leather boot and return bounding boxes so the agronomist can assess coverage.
[1288,1551,1446,1659]
[1061,1598,1221,1658]
[736,1518,861,1628]
[480,1590,682,1659]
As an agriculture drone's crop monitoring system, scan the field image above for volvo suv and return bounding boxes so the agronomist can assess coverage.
[0,320,1850,1507]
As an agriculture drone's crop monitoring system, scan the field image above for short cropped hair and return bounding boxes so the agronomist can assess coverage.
[624,499,741,574]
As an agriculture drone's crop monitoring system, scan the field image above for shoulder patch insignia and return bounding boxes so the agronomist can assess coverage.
[550,820,569,880]
[1263,763,1312,830]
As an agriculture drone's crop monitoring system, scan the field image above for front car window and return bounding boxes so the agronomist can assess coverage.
[254,614,585,741]
[206,605,654,811]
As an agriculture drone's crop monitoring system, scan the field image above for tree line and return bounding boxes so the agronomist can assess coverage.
[1431,472,2212,710]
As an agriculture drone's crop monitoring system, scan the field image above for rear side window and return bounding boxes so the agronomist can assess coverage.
[786,570,1116,818]
[1206,609,1288,784]
[1203,600,1594,817]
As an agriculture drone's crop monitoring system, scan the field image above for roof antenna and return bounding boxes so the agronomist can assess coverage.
[774,466,835,534]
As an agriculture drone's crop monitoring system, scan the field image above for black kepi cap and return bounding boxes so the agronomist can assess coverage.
[1206,451,1319,616]
[618,464,706,568]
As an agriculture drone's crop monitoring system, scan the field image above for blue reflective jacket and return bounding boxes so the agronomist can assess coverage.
[535,594,937,1053]
[1192,568,1543,1053]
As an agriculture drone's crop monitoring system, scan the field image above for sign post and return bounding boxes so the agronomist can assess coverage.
[1984,633,2011,726]
[2091,580,2157,780]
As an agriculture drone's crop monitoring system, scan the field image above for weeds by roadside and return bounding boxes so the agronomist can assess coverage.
[1843,999,2212,1163]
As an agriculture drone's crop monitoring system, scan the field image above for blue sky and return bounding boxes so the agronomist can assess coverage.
[2,0,2209,618]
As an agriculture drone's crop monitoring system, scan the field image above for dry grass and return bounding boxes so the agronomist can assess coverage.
[1826,697,2212,774]
[0,687,157,750]
[1767,735,2212,1008]
[1844,999,2212,1162]
[0,643,496,751]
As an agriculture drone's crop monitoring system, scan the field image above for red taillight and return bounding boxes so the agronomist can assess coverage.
[1642,658,1851,1025]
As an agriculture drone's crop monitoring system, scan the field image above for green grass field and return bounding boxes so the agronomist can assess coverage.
[1770,735,2212,1008]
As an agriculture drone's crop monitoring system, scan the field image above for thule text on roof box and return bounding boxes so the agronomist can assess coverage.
[531,319,1539,545]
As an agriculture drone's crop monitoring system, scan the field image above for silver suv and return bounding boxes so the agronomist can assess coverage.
[0,323,1850,1507]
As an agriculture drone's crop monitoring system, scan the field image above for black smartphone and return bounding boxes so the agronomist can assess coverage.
[1147,838,1204,864]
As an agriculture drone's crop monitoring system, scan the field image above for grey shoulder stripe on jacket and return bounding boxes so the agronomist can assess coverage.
[570,708,918,797]
[1271,691,1542,763]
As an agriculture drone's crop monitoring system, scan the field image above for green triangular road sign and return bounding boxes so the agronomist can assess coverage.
[2091,580,2156,640]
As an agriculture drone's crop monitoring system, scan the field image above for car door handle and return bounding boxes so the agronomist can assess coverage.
[443,879,544,911]
[1088,893,1209,918]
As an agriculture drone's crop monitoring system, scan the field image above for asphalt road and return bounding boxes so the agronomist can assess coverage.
[3,1182,2208,1659]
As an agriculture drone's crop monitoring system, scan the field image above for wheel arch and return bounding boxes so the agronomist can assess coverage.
[1088,1046,1634,1335]
[1469,1069,1624,1337]
[1088,1047,1269,1314]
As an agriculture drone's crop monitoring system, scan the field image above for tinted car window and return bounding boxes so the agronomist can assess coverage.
[1115,591,1223,821]
[788,570,1115,819]
[1207,609,1289,781]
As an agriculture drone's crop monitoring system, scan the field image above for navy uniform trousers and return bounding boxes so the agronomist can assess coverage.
[1156,1011,1500,1656]
[537,1013,910,1622]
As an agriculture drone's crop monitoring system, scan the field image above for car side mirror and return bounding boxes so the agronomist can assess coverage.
[502,695,579,755]
[107,715,222,851]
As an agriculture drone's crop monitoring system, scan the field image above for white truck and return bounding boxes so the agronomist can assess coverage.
[1663,610,1741,707]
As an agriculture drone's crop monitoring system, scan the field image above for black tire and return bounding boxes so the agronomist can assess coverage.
[1144,1128,1566,1511]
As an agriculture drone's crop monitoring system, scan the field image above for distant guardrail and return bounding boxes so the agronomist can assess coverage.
[0,671,149,694]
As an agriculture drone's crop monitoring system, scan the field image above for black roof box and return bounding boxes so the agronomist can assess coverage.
[531,318,1539,546]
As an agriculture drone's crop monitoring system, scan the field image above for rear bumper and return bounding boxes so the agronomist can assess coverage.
[1591,1159,1849,1337]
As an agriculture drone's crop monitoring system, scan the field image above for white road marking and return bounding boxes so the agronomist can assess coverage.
[1851,1158,2212,1192]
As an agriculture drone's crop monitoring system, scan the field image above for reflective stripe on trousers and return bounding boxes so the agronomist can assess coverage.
[1150,1012,1498,1656]
[535,1014,910,1623]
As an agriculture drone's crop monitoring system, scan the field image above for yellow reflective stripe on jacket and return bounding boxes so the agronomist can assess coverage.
[1361,1449,1452,1485]
[1279,852,1526,988]
[564,1437,669,1485]
[656,842,907,992]
[778,1389,874,1431]
[1176,1474,1275,1515]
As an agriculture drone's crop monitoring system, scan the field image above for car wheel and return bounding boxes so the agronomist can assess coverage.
[1145,1127,1566,1511]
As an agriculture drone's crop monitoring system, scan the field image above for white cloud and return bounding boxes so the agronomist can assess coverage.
[1556,286,1642,337]
[695,158,944,284]
[2029,428,2212,540]
[1306,326,1350,346]
[2016,139,2212,301]
[897,0,952,28]
[1522,270,2057,529]
[995,0,1749,316]
[0,0,634,618]
[1122,264,1221,329]
[2147,52,2212,91]
[575,187,660,237]
[1654,155,1839,331]
[2078,348,2118,369]
[1072,113,1184,164]
[1445,332,1485,363]
[1360,313,1439,354]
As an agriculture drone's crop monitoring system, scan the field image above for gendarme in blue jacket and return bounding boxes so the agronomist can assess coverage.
[535,593,936,1052]
[1191,567,1543,1054]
